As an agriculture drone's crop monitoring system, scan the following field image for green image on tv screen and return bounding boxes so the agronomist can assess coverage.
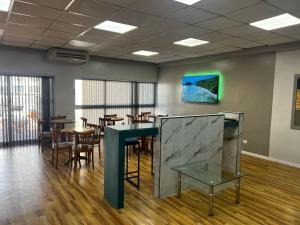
[182,74,219,104]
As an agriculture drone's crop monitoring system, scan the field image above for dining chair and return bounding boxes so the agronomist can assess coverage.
[104,114,117,118]
[51,128,73,169]
[80,117,88,127]
[75,130,95,170]
[87,123,103,159]
[127,115,135,124]
[37,119,52,152]
[104,114,117,125]
[51,115,67,129]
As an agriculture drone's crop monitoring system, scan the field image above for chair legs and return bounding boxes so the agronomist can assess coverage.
[124,143,141,188]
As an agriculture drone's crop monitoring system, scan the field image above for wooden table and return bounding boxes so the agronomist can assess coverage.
[51,119,75,128]
[61,126,94,166]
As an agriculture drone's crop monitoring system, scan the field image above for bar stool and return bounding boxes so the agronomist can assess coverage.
[124,137,141,188]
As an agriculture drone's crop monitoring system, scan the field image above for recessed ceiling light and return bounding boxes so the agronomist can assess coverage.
[69,40,95,48]
[174,38,209,47]
[133,50,159,57]
[173,0,202,5]
[0,0,11,12]
[0,29,3,36]
[94,20,137,34]
[250,13,300,30]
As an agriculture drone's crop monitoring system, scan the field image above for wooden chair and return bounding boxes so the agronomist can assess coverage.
[80,117,88,127]
[76,130,95,170]
[37,119,52,152]
[51,128,73,169]
[104,114,117,125]
[104,114,117,118]
[51,115,67,129]
[87,123,103,159]
[127,115,135,124]
[140,112,151,120]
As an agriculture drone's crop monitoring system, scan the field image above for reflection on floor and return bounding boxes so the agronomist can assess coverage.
[0,145,300,225]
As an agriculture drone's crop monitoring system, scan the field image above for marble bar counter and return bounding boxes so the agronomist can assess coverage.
[153,114,225,198]
[104,123,158,209]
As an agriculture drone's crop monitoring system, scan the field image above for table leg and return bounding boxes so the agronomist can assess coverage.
[235,178,241,204]
[177,172,181,198]
[209,185,214,216]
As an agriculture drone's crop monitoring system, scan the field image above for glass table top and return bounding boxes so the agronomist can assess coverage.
[172,161,246,187]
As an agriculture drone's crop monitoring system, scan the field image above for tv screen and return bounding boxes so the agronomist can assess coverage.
[182,74,219,104]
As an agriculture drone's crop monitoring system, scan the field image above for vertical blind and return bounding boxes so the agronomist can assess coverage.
[0,75,53,146]
[75,79,156,124]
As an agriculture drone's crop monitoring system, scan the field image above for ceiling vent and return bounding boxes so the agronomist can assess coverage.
[47,48,89,64]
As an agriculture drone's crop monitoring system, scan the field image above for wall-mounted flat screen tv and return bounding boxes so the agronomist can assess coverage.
[182,74,219,104]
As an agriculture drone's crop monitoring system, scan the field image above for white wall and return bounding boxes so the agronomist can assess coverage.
[0,46,158,118]
[269,50,300,164]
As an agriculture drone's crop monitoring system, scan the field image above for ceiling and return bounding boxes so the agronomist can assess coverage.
[0,0,300,63]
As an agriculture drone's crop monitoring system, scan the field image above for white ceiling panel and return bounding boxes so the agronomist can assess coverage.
[49,21,88,34]
[21,0,72,10]
[58,12,100,27]
[194,0,261,15]
[214,37,253,45]
[128,0,185,17]
[68,0,121,19]
[9,13,53,28]
[272,24,300,35]
[197,32,234,42]
[259,36,296,45]
[240,31,280,41]
[167,7,217,24]
[195,16,242,30]
[100,0,139,7]
[1,0,300,63]
[43,30,77,39]
[222,25,263,36]
[109,8,160,27]
[12,1,62,20]
[226,2,283,23]
[267,0,300,12]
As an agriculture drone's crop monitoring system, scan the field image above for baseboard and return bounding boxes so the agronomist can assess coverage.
[242,150,300,169]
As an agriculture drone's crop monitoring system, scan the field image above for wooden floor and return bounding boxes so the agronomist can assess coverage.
[0,145,300,225]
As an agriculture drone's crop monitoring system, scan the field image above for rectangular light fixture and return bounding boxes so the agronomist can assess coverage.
[94,20,137,34]
[132,50,159,56]
[173,0,202,5]
[0,29,3,36]
[0,0,11,12]
[69,40,95,48]
[250,13,300,30]
[174,38,209,47]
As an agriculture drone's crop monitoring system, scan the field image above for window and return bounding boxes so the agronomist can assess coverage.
[75,79,156,124]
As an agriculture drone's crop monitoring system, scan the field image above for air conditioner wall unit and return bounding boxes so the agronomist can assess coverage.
[47,48,89,64]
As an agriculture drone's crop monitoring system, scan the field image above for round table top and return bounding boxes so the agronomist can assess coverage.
[51,119,75,124]
[61,126,93,134]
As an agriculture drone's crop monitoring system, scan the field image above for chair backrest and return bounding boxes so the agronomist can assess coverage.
[51,115,66,120]
[87,123,101,135]
[104,114,117,118]
[99,118,108,131]
[127,114,135,124]
[80,117,88,127]
[76,131,94,149]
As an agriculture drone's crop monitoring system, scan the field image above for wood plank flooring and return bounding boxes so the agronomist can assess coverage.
[0,145,300,225]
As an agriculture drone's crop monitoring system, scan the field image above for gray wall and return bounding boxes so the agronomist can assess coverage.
[269,50,300,164]
[157,53,276,156]
[0,46,158,118]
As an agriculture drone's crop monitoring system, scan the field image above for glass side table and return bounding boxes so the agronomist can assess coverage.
[172,161,247,216]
